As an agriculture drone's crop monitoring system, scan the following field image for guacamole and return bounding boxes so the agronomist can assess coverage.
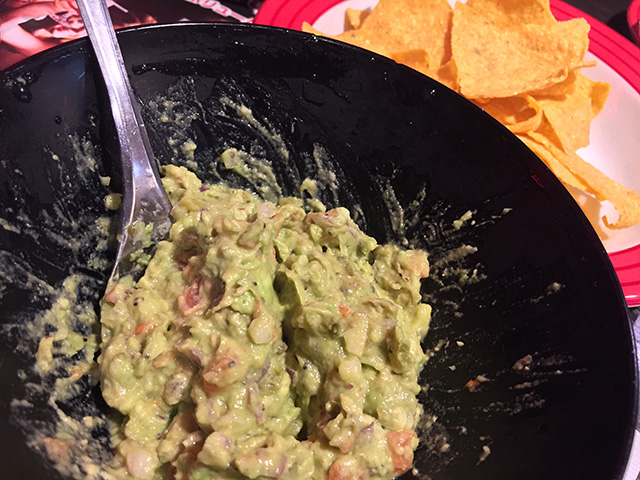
[99,165,431,480]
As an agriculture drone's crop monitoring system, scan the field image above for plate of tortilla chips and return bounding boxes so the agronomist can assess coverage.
[254,0,640,306]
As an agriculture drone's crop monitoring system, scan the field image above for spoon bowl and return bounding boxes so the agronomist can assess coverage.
[76,0,172,282]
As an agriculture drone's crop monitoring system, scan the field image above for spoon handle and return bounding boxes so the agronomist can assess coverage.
[77,0,172,281]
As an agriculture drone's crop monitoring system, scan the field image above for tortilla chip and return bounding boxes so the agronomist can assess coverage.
[535,73,610,153]
[589,78,611,117]
[412,0,454,69]
[390,50,431,76]
[430,59,458,91]
[474,95,542,134]
[344,8,370,31]
[529,69,578,96]
[360,0,453,68]
[452,2,591,98]
[528,132,640,229]
[302,22,325,35]
[467,0,556,27]
[306,0,453,71]
[518,134,590,192]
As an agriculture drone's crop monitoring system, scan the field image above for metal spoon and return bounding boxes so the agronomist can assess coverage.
[76,0,172,283]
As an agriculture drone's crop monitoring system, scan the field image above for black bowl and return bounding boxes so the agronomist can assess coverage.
[0,23,637,480]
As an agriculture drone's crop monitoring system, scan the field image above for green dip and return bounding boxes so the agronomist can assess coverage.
[99,165,431,480]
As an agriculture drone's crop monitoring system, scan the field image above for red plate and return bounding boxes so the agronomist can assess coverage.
[254,0,640,307]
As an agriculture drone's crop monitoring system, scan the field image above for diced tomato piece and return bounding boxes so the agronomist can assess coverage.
[202,350,246,392]
[404,250,430,278]
[104,285,118,304]
[338,303,352,317]
[104,284,132,304]
[134,323,155,335]
[466,379,480,392]
[387,430,416,475]
[327,458,369,480]
[178,276,203,315]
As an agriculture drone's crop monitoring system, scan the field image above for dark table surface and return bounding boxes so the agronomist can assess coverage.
[565,0,634,41]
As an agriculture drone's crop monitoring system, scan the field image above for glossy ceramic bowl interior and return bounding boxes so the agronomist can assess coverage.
[0,23,636,480]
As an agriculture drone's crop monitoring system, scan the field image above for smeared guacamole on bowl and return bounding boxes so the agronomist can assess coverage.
[99,165,431,480]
